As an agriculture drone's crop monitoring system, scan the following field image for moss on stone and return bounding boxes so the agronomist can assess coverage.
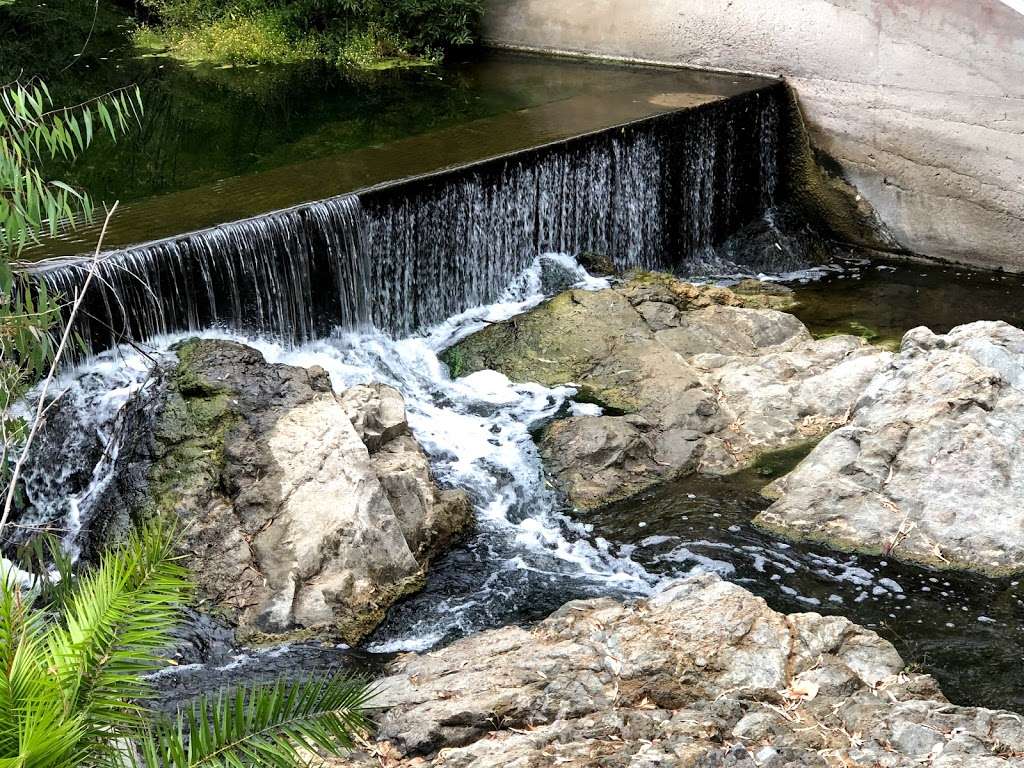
[747,440,819,481]
[442,290,609,386]
[442,276,765,415]
[148,339,240,522]
[730,279,798,312]
[809,319,901,351]
[443,345,467,378]
[781,84,897,253]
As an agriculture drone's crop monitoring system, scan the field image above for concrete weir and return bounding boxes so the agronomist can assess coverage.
[26,63,788,351]
[483,0,1024,272]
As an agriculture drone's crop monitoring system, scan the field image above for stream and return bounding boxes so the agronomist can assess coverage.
[13,253,1024,713]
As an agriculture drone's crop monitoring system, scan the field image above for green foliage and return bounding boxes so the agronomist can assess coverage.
[352,0,481,52]
[0,78,143,490]
[0,521,190,766]
[137,678,370,768]
[337,24,425,69]
[139,0,483,68]
[0,522,372,767]
[160,12,320,65]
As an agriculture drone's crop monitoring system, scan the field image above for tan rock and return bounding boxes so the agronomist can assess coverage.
[757,321,1024,576]
[446,274,891,510]
[323,572,1024,767]
[144,339,473,643]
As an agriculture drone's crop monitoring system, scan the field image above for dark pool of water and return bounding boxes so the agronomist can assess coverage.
[6,2,562,207]
[588,460,1024,713]
[12,1,773,259]
[790,256,1024,346]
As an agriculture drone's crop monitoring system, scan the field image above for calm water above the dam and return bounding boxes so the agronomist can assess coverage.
[28,50,774,259]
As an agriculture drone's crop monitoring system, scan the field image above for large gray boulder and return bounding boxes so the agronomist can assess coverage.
[112,339,472,644]
[757,321,1024,576]
[446,274,891,510]
[324,572,1024,767]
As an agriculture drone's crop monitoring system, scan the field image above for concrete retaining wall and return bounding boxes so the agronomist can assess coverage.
[484,0,1024,270]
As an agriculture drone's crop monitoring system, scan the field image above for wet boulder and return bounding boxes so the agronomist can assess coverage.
[444,274,891,510]
[323,572,1024,767]
[115,339,472,644]
[757,321,1024,577]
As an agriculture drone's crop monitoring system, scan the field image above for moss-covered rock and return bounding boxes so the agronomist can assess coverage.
[444,274,892,512]
[85,338,472,646]
[147,339,238,525]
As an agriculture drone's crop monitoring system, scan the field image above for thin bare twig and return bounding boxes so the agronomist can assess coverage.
[0,202,118,540]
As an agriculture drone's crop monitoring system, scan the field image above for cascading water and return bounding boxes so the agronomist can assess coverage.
[28,87,785,351]
[35,195,372,352]
[15,254,943,659]
[14,256,662,646]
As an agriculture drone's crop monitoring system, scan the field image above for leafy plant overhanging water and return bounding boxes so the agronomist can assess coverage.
[0,522,372,767]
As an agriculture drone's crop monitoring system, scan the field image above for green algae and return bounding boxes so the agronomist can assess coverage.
[148,339,239,522]
[781,85,896,253]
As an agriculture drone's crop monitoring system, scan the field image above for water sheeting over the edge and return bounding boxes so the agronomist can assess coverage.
[33,87,782,349]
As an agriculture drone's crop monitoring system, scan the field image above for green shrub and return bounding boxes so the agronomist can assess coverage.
[139,0,483,68]
[159,12,320,65]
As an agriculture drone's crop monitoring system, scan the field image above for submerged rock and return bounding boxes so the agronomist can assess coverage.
[99,339,471,644]
[326,572,1024,767]
[730,278,798,311]
[445,274,890,510]
[757,321,1024,576]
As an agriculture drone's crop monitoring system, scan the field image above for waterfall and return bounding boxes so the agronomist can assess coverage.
[30,85,785,350]
[35,196,371,352]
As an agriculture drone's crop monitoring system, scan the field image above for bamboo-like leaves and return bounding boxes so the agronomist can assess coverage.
[0,80,143,255]
[0,78,141,479]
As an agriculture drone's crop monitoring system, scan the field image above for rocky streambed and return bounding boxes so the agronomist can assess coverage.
[9,255,1024,765]
[326,572,1024,768]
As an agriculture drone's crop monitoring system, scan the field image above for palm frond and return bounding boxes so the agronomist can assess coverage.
[137,676,374,768]
[0,569,86,768]
[43,520,191,735]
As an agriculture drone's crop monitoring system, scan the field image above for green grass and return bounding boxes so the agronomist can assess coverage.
[136,13,320,66]
[133,7,466,70]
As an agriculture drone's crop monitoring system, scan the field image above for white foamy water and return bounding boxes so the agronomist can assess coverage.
[13,253,933,657]
[13,350,157,561]
[16,255,662,651]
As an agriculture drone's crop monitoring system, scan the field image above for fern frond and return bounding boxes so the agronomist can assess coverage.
[137,675,374,768]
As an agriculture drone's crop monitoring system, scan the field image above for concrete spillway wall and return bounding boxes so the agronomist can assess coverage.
[484,0,1024,271]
